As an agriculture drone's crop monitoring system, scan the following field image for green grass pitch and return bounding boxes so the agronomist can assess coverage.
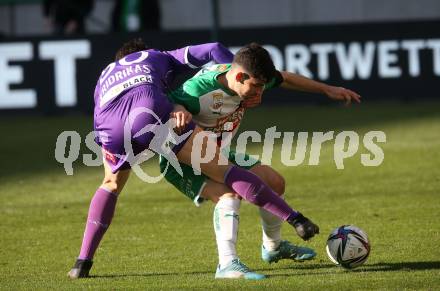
[0,101,439,290]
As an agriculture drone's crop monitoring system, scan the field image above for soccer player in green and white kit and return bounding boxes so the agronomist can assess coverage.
[161,43,361,279]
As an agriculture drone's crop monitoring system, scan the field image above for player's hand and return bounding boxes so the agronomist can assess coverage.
[288,213,320,241]
[170,105,192,135]
[325,86,361,106]
[242,94,262,108]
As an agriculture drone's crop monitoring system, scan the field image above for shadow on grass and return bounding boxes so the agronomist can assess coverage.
[256,261,440,278]
[90,269,213,279]
[89,261,440,279]
[353,261,440,272]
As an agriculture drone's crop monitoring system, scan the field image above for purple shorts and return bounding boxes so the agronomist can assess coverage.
[94,85,195,173]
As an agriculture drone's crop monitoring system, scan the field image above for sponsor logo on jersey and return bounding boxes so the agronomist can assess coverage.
[100,74,152,107]
[216,64,229,72]
[205,106,245,135]
[211,92,224,112]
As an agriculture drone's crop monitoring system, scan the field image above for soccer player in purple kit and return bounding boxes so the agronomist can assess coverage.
[68,39,319,279]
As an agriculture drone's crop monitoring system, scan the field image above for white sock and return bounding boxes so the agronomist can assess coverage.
[259,195,283,251]
[213,196,241,268]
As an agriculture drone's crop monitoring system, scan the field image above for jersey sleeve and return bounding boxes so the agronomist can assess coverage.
[168,86,201,115]
[264,70,284,90]
[164,42,234,68]
[167,71,220,115]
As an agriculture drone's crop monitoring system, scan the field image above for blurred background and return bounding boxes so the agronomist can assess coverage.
[1,0,440,35]
[1,0,440,113]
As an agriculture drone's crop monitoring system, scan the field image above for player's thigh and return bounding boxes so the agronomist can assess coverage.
[176,126,230,183]
[161,155,238,205]
[250,164,285,195]
[160,155,208,205]
[227,149,260,170]
[101,158,131,194]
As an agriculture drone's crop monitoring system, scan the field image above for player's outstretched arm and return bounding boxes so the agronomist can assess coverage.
[280,71,361,106]
[187,43,234,66]
[165,42,234,69]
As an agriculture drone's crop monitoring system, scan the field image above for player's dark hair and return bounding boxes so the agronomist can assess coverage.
[233,42,276,82]
[115,38,148,61]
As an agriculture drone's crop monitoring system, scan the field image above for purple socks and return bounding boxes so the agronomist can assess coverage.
[224,165,298,221]
[76,166,296,260]
[78,188,118,260]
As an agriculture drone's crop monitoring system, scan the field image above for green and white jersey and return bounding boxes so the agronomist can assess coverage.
[168,64,282,143]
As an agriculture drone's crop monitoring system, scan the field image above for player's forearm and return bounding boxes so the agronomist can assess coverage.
[280,71,331,96]
[188,42,234,66]
[280,71,362,104]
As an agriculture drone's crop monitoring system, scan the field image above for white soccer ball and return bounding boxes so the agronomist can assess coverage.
[326,225,370,269]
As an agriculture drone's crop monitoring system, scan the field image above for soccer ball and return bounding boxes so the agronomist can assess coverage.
[326,225,370,269]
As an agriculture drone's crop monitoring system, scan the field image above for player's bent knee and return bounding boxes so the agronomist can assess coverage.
[272,174,286,196]
[251,165,285,195]
[101,170,130,194]
[264,167,285,195]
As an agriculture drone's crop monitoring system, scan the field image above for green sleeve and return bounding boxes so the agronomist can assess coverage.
[168,85,201,115]
[168,71,221,115]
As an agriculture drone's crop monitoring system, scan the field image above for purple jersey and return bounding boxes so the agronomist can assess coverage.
[94,43,233,114]
[93,43,233,173]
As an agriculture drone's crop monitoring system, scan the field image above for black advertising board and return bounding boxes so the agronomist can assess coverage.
[0,20,439,113]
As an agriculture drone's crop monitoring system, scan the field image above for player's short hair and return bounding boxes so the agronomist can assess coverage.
[233,43,276,82]
[115,38,148,61]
